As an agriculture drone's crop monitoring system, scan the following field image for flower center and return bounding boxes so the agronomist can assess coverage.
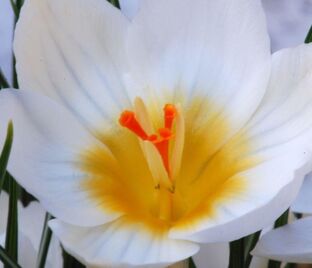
[118,98,185,220]
[119,103,175,175]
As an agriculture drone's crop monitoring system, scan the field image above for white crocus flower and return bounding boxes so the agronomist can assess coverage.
[1,0,312,267]
[0,193,62,268]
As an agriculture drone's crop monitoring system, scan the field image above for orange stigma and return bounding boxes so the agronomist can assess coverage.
[119,110,149,140]
[119,104,177,177]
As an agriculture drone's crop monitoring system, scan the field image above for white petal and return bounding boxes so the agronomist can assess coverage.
[126,0,271,140]
[252,217,312,263]
[193,243,229,268]
[247,44,312,153]
[49,218,199,268]
[291,172,312,214]
[170,152,311,242]
[0,89,121,226]
[119,0,141,19]
[14,0,130,132]
[170,44,312,243]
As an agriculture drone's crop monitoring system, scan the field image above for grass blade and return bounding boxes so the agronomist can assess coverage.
[0,121,14,196]
[36,213,53,268]
[0,246,21,268]
[4,173,19,268]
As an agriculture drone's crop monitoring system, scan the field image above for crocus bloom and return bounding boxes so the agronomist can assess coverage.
[1,0,312,266]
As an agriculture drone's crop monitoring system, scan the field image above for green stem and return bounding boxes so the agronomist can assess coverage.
[4,174,19,268]
[0,122,13,196]
[229,238,245,268]
[36,213,53,268]
[0,246,21,268]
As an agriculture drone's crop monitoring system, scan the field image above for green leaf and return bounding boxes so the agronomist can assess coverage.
[63,250,86,268]
[0,246,21,268]
[305,25,312,44]
[9,0,19,18]
[36,213,53,268]
[4,174,19,268]
[9,0,24,20]
[0,121,14,196]
[244,230,261,267]
[0,69,10,89]
[229,238,245,268]
[189,257,197,268]
[108,0,120,8]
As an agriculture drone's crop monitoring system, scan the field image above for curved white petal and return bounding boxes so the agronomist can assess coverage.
[247,44,312,151]
[193,243,229,268]
[14,0,130,132]
[119,0,141,19]
[170,152,311,242]
[50,218,199,268]
[252,217,312,263]
[291,172,312,214]
[0,89,121,226]
[126,0,271,142]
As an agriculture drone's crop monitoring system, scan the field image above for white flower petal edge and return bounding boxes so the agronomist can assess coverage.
[14,0,131,133]
[20,202,63,268]
[49,218,199,268]
[119,0,141,19]
[0,89,121,226]
[252,217,312,263]
[126,0,271,139]
[291,172,312,214]
[170,44,312,242]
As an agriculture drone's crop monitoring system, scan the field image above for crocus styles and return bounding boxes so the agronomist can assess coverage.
[1,0,312,267]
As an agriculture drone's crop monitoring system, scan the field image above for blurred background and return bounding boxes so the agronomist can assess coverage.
[1,0,312,83]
